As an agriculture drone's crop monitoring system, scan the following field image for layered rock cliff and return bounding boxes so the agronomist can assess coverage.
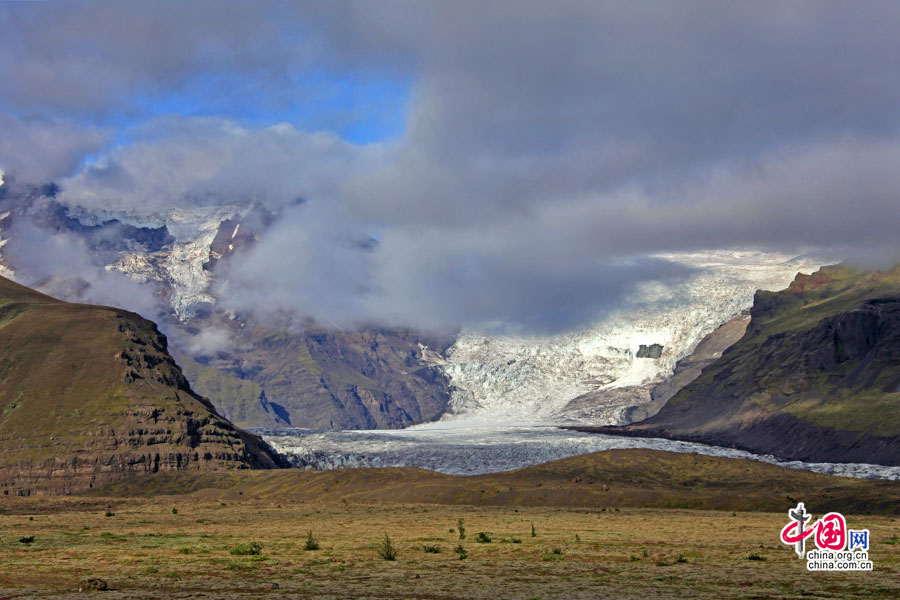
[0,276,281,496]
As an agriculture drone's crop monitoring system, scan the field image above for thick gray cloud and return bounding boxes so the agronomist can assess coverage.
[4,219,161,318]
[58,117,369,216]
[3,2,900,332]
[0,114,108,183]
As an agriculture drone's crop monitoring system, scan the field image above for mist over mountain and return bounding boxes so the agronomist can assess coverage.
[2,2,900,339]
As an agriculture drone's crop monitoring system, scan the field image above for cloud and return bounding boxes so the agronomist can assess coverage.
[4,219,161,319]
[57,117,369,216]
[3,2,900,332]
[0,114,108,184]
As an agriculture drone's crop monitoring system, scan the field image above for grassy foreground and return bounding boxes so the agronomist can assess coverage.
[0,497,898,599]
[2,448,900,598]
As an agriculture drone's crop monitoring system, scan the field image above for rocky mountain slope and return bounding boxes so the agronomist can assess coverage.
[0,276,281,496]
[607,264,900,465]
[178,317,453,429]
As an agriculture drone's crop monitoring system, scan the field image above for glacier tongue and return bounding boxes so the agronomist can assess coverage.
[440,250,825,426]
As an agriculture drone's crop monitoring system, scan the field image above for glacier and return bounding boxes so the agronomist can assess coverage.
[439,249,825,426]
[68,203,251,320]
[257,425,900,480]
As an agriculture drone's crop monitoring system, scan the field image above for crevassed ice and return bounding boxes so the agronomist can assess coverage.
[258,426,900,481]
[439,250,825,426]
[72,204,250,320]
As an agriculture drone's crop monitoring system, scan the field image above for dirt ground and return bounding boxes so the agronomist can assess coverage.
[0,497,897,599]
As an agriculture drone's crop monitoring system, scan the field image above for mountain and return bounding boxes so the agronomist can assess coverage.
[178,317,454,429]
[0,276,281,496]
[0,185,455,430]
[0,184,830,432]
[603,264,900,465]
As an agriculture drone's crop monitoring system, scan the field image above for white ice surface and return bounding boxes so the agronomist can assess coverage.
[440,250,826,426]
[258,426,900,481]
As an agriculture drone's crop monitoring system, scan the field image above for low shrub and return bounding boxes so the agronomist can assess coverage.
[304,530,320,551]
[229,541,263,556]
[453,544,468,560]
[377,534,397,561]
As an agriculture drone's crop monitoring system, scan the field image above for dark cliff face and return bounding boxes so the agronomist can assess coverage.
[0,277,282,496]
[178,312,454,430]
[622,265,900,466]
[178,210,456,431]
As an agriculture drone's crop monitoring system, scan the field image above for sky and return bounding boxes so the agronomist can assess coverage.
[1,1,900,333]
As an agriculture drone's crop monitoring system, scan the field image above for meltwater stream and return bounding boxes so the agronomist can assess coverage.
[256,425,900,481]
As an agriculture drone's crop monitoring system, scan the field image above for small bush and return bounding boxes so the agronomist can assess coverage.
[551,547,563,555]
[229,541,263,556]
[531,522,536,537]
[178,547,192,555]
[77,578,108,592]
[542,554,563,562]
[676,554,688,563]
[422,544,441,553]
[510,537,522,544]
[171,508,178,515]
[18,536,35,544]
[475,532,492,544]
[454,544,468,560]
[457,518,466,540]
[304,530,320,551]
[642,549,649,558]
[104,510,114,517]
[377,533,397,561]
[746,553,767,561]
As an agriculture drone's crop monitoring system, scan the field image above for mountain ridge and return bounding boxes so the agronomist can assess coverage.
[0,276,282,496]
